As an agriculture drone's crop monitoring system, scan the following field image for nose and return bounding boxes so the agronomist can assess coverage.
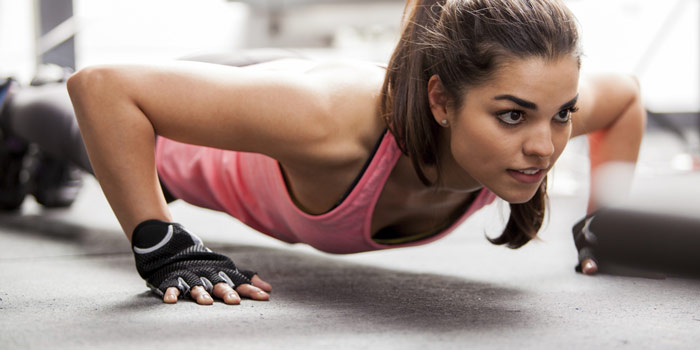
[522,123,555,158]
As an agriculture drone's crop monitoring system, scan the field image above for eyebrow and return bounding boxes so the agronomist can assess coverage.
[493,94,579,111]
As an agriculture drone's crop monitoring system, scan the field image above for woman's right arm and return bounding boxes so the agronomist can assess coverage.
[67,61,334,237]
[66,60,348,304]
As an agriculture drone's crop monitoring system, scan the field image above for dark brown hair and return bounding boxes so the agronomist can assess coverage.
[380,0,581,248]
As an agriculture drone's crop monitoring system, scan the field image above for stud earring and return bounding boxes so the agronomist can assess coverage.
[440,119,448,126]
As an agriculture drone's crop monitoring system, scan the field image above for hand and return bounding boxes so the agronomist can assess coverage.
[163,274,272,305]
[132,219,270,305]
[572,212,599,275]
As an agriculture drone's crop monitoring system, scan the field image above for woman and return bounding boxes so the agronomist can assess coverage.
[3,0,645,305]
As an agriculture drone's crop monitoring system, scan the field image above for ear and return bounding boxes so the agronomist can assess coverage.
[427,75,450,127]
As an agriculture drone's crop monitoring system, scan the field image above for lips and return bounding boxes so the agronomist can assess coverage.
[507,168,546,184]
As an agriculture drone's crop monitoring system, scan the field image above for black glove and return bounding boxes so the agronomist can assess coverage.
[132,219,256,297]
[572,211,598,273]
[572,208,700,277]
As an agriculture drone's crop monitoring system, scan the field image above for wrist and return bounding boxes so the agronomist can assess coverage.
[589,161,637,211]
[131,219,177,249]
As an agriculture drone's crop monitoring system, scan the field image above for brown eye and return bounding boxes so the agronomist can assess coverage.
[497,110,525,125]
[554,109,573,123]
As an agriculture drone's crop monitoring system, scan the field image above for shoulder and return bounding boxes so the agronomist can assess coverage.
[73,57,389,172]
[573,72,641,137]
[267,60,391,211]
[277,59,389,169]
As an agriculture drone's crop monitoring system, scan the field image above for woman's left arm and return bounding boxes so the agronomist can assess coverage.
[571,73,647,274]
[573,73,647,212]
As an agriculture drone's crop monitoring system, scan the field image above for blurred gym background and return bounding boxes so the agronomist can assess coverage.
[0,0,698,205]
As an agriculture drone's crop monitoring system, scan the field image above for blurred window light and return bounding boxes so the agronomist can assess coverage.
[0,0,36,81]
[73,0,250,67]
[567,0,699,113]
[2,0,697,113]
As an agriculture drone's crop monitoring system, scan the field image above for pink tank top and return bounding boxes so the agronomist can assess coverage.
[155,131,497,254]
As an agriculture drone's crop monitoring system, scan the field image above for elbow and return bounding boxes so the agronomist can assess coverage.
[67,66,124,123]
[627,74,646,125]
[620,74,646,137]
[629,74,641,93]
[66,68,93,124]
[626,74,643,108]
[65,68,86,99]
[67,66,97,99]
[67,66,111,103]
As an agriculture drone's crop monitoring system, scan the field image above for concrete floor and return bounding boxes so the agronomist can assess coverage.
[2,130,700,349]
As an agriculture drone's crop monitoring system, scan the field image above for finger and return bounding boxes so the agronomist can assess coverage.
[581,258,598,275]
[190,285,214,305]
[163,287,180,304]
[251,275,272,293]
[236,283,270,301]
[212,282,241,305]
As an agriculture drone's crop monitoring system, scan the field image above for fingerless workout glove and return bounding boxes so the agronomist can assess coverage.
[572,208,700,277]
[572,211,598,273]
[132,219,256,297]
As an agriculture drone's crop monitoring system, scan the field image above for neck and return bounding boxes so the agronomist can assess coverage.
[426,129,483,193]
[394,152,481,201]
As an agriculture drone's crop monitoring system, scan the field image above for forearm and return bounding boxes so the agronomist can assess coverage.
[67,67,172,239]
[587,89,646,213]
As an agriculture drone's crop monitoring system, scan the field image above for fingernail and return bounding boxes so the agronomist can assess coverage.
[226,293,240,304]
[583,260,596,272]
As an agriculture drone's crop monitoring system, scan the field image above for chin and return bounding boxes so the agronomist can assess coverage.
[495,188,539,204]
[503,196,532,204]
[485,175,546,204]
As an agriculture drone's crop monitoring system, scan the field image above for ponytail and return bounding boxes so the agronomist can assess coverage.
[381,0,446,185]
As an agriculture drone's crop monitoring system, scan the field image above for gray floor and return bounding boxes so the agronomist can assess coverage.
[2,129,700,349]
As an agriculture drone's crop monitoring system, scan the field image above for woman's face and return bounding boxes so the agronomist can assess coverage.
[435,56,580,203]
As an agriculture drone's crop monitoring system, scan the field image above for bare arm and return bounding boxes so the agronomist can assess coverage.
[572,73,646,212]
[67,60,355,304]
[67,61,335,239]
[68,59,385,304]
